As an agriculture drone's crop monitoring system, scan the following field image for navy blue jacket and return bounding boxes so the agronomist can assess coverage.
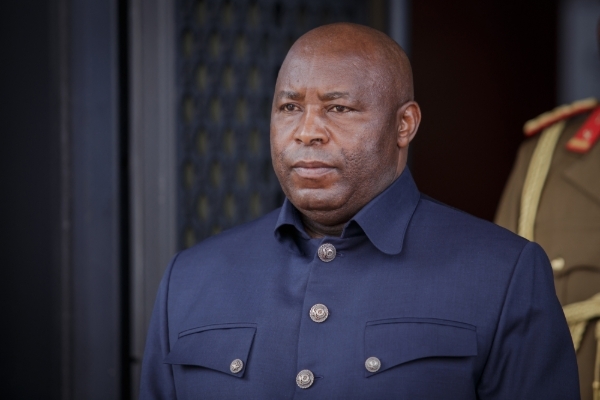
[140,169,579,399]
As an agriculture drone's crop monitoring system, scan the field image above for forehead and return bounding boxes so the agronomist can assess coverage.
[276,49,378,94]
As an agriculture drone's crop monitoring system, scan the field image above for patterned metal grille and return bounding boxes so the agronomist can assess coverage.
[177,0,367,248]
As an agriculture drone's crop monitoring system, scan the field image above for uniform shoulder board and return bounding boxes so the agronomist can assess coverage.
[523,97,598,137]
[565,105,600,153]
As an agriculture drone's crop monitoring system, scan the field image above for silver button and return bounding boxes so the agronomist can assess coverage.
[318,243,336,262]
[296,369,314,389]
[365,357,381,373]
[230,359,243,374]
[309,304,329,323]
[551,257,565,271]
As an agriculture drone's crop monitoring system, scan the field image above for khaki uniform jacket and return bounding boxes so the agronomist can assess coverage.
[496,109,600,400]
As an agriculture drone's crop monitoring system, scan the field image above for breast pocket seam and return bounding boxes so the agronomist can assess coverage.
[366,317,476,331]
[178,322,257,338]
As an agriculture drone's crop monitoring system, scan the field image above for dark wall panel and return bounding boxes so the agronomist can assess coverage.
[411,0,558,220]
[70,0,123,398]
[0,1,62,399]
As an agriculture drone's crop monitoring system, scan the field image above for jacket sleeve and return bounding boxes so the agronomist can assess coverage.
[139,253,180,399]
[477,241,579,399]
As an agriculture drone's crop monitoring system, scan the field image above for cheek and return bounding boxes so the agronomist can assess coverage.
[339,136,398,185]
[270,119,297,164]
[270,126,286,163]
[270,145,285,180]
[270,141,295,194]
[342,134,396,172]
[340,147,378,188]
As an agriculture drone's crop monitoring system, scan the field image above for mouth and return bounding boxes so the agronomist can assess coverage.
[291,160,336,179]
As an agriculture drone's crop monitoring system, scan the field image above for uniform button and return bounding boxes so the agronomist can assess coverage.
[309,304,329,323]
[318,243,336,262]
[296,369,314,389]
[551,257,565,271]
[365,357,381,373]
[230,359,243,374]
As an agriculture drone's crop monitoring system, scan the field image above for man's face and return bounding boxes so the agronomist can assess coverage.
[270,48,403,226]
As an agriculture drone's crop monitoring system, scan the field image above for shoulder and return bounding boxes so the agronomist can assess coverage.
[415,194,530,260]
[409,195,549,313]
[523,97,597,137]
[514,97,600,162]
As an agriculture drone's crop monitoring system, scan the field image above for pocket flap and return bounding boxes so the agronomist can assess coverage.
[164,323,256,378]
[364,318,477,377]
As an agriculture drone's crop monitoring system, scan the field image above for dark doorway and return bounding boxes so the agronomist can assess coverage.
[410,1,558,221]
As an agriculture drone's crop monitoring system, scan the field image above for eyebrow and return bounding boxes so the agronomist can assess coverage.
[276,90,304,101]
[319,91,350,101]
[276,90,351,102]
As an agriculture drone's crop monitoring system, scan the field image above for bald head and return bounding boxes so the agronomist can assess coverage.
[270,23,421,237]
[281,23,414,108]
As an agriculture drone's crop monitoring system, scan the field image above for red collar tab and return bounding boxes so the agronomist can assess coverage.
[523,98,598,137]
[566,106,600,154]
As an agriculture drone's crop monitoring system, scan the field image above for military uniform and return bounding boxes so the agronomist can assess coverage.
[495,98,600,400]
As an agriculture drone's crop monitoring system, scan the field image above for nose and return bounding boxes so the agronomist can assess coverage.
[294,107,329,145]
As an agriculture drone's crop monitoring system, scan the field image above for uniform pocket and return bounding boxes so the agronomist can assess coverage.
[364,317,477,377]
[164,323,257,378]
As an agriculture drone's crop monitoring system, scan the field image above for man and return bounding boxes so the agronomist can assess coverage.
[141,23,579,399]
[495,19,600,400]
[495,97,600,400]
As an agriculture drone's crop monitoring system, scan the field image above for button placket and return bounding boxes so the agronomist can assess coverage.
[296,242,339,390]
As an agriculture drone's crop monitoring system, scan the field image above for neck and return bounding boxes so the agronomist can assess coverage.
[301,214,346,238]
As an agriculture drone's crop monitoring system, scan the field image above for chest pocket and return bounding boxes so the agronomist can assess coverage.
[364,318,477,377]
[164,323,257,378]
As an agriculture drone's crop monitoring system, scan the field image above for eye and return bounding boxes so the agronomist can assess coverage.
[329,105,351,113]
[281,103,299,112]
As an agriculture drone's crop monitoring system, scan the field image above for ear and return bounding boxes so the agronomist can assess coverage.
[396,101,421,149]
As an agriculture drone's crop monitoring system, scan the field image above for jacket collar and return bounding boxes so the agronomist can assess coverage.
[274,168,421,255]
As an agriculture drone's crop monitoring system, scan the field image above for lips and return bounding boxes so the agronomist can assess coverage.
[291,160,336,179]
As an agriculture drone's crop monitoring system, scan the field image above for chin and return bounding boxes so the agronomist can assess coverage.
[289,188,347,213]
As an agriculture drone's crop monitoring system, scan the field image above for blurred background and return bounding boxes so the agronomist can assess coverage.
[1,0,599,398]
